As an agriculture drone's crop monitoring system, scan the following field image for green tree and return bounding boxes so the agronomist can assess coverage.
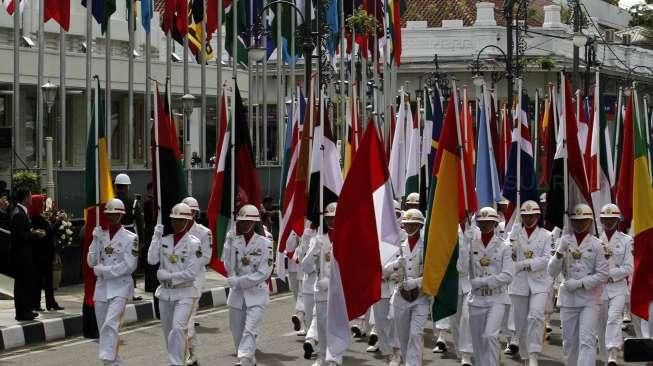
[629,2,653,39]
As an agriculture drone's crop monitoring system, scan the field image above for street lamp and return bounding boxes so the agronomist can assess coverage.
[181,93,195,124]
[180,93,195,193]
[41,81,57,198]
[42,81,58,113]
[248,21,267,63]
[573,31,588,48]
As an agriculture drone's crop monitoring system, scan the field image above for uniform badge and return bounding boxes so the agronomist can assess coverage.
[603,246,613,259]
[524,250,534,259]
[479,256,490,267]
[196,249,203,258]
[324,252,331,262]
[571,250,582,260]
[104,246,114,255]
[241,256,250,266]
[169,254,179,264]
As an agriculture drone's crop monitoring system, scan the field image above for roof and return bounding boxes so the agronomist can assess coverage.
[400,0,555,28]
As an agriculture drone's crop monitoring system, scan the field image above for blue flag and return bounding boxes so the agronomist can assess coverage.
[475,88,501,207]
[141,0,152,33]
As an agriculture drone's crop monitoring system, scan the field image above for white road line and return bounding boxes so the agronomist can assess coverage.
[0,294,292,361]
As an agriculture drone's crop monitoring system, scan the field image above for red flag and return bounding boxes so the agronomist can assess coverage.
[498,104,511,183]
[616,91,634,231]
[44,0,70,31]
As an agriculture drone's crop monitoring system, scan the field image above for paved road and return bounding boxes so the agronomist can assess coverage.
[0,293,630,365]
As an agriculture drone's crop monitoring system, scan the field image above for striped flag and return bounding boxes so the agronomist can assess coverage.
[476,83,501,207]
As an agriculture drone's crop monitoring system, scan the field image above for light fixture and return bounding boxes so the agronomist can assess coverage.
[80,41,88,53]
[171,52,182,62]
[472,74,484,87]
[573,32,588,48]
[248,45,267,62]
[21,36,35,48]
[41,81,58,113]
[181,94,196,120]
[133,49,140,57]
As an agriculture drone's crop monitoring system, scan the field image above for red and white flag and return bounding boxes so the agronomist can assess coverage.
[588,71,614,222]
[3,0,26,15]
[326,120,400,361]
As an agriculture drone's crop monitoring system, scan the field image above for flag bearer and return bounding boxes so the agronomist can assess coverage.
[463,207,514,366]
[182,197,213,366]
[597,204,633,366]
[507,201,553,366]
[453,225,478,366]
[284,231,305,334]
[302,202,339,366]
[88,198,139,366]
[548,203,609,366]
[299,223,319,358]
[388,209,429,366]
[148,203,203,366]
[222,204,274,366]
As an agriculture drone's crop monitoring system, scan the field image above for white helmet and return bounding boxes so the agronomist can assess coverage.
[169,203,193,220]
[600,203,622,219]
[182,197,200,211]
[236,204,261,222]
[104,198,126,214]
[406,193,420,205]
[539,193,547,203]
[324,202,337,217]
[570,203,594,220]
[498,196,509,206]
[520,200,541,215]
[114,173,131,185]
[402,209,425,225]
[476,207,500,222]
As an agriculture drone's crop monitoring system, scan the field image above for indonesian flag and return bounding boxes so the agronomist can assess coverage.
[3,0,25,14]
[44,0,70,31]
[326,120,400,361]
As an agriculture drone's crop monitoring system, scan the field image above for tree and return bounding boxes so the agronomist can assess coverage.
[629,2,653,39]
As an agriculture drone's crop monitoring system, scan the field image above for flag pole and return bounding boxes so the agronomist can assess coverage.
[106,22,112,160]
[593,70,600,192]
[217,0,222,110]
[483,82,499,205]
[289,0,295,103]
[145,26,152,167]
[276,1,283,167]
[230,0,237,221]
[339,0,345,143]
[128,0,135,169]
[560,73,569,230]
[200,0,207,168]
[319,86,325,234]
[613,87,623,181]
[642,94,652,182]
[154,79,162,225]
[85,0,92,174]
[516,77,523,222]
[60,27,67,166]
[94,76,100,228]
[11,0,20,185]
[37,0,44,169]
[534,88,539,170]
[452,79,470,221]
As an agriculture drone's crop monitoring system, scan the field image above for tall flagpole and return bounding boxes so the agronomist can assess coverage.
[200,0,207,167]
[289,1,295,99]
[12,0,20,179]
[276,2,283,166]
[516,77,523,222]
[483,82,499,204]
[106,23,112,161]
[60,27,67,166]
[145,27,152,167]
[533,88,539,170]
[217,0,222,108]
[85,0,93,171]
[230,0,237,220]
[128,0,135,169]
[94,76,100,227]
[613,87,622,178]
[452,79,470,220]
[153,80,162,224]
[263,8,269,166]
[37,0,44,169]
[560,73,570,230]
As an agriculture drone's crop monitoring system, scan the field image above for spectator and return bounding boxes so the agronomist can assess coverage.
[0,192,11,275]
[10,188,45,321]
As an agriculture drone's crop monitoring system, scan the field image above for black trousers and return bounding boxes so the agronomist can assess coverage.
[33,258,56,308]
[13,258,34,318]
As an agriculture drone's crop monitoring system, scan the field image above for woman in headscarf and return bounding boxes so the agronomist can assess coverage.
[29,194,63,311]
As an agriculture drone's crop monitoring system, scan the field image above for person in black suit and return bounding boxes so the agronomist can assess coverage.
[10,188,45,321]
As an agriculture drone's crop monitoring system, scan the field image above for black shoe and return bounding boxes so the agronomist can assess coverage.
[133,296,143,301]
[351,326,362,338]
[368,333,378,346]
[303,341,314,359]
[291,315,301,331]
[47,304,65,311]
[507,343,519,355]
[194,322,200,327]
[31,312,40,318]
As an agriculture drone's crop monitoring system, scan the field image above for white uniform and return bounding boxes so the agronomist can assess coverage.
[186,222,212,361]
[452,226,477,358]
[507,226,553,359]
[372,243,400,358]
[222,232,273,366]
[297,228,318,343]
[597,231,633,356]
[87,226,139,366]
[147,230,203,366]
[548,233,609,366]
[462,233,514,366]
[389,237,429,366]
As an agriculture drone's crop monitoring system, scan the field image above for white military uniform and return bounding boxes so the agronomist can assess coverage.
[452,226,477,361]
[147,228,203,366]
[597,230,633,357]
[372,241,402,358]
[297,228,319,349]
[548,233,609,366]
[87,226,139,366]
[284,232,305,333]
[187,221,212,361]
[462,232,514,366]
[507,226,553,360]
[222,232,273,366]
[389,236,429,366]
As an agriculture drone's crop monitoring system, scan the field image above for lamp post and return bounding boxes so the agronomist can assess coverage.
[41,81,57,198]
[181,93,195,195]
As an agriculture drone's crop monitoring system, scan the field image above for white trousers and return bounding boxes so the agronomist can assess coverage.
[560,305,599,366]
[95,297,127,365]
[510,292,547,358]
[598,294,626,354]
[188,298,201,356]
[315,300,330,364]
[452,293,473,355]
[392,298,429,366]
[288,272,300,303]
[303,292,315,336]
[159,297,195,366]
[372,298,395,356]
[469,303,506,366]
[229,301,266,364]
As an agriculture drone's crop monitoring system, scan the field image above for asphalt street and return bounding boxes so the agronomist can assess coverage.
[0,293,626,365]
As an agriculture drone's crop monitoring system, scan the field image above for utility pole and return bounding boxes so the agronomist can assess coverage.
[504,0,515,122]
[572,0,582,91]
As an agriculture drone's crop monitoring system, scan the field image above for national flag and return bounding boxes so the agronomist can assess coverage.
[44,0,71,31]
[344,88,361,177]
[187,0,215,63]
[387,0,403,65]
[629,88,653,320]
[82,0,116,34]
[502,89,539,229]
[616,90,635,231]
[428,86,444,176]
[3,0,25,15]
[161,0,187,38]
[326,120,400,360]
[538,88,555,190]
[476,83,501,207]
[405,99,419,197]
[224,0,259,66]
[498,104,511,184]
[324,0,339,55]
[388,93,407,200]
[462,89,476,169]
[152,80,187,234]
[420,93,434,211]
[306,90,343,228]
[140,0,152,32]
[386,105,396,160]
[82,77,115,337]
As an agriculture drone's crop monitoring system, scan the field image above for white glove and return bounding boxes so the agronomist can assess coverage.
[556,239,569,253]
[93,265,105,277]
[402,278,420,291]
[471,277,487,290]
[225,229,236,242]
[157,269,172,281]
[92,226,103,241]
[317,278,329,291]
[226,276,240,289]
[389,272,402,283]
[154,224,164,239]
[563,278,581,292]
[394,257,407,271]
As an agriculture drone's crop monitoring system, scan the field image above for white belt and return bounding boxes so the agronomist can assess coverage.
[475,287,505,297]
[162,282,193,289]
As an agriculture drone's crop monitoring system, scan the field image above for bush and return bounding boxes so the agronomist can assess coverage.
[12,170,41,193]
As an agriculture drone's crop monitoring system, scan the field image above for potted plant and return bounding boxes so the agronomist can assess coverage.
[346,6,379,36]
[51,205,74,290]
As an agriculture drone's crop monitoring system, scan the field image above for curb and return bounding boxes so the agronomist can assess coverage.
[0,277,289,352]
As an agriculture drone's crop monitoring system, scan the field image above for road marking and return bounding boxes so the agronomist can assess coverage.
[0,294,292,360]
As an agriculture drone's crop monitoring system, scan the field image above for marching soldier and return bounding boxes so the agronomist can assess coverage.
[147,203,203,366]
[222,205,274,366]
[298,224,319,359]
[182,197,213,366]
[284,231,305,334]
[462,207,514,366]
[452,224,477,366]
[507,201,553,366]
[597,204,633,366]
[548,203,609,366]
[405,192,420,211]
[87,198,139,366]
[302,202,339,366]
[388,209,429,366]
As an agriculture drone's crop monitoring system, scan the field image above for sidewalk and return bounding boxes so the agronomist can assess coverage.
[0,271,289,352]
